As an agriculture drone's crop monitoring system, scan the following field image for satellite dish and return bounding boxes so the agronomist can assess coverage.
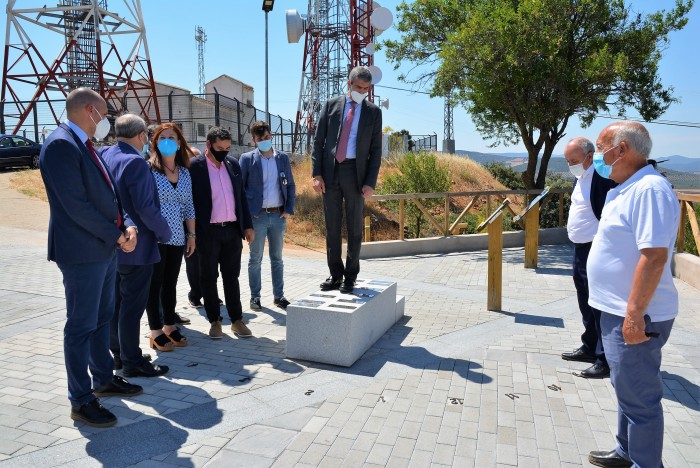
[370,6,393,31]
[373,1,381,8]
[374,28,385,37]
[380,98,389,110]
[368,65,382,84]
[365,43,375,55]
[286,10,305,43]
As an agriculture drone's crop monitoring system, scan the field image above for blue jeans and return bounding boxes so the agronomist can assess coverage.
[110,263,153,369]
[248,212,286,299]
[58,254,117,406]
[601,312,674,467]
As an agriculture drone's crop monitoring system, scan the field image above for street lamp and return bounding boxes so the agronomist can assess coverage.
[262,0,275,124]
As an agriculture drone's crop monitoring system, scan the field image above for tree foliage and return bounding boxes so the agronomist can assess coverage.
[384,0,693,189]
[379,152,451,238]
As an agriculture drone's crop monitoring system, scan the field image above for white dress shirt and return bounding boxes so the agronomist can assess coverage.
[567,166,599,244]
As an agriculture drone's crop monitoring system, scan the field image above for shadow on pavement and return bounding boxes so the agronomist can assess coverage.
[661,371,700,411]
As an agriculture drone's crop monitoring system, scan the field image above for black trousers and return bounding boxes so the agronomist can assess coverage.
[572,242,607,367]
[146,244,184,329]
[198,223,243,323]
[185,249,202,301]
[322,161,364,280]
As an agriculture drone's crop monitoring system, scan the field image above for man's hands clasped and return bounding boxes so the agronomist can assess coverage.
[117,226,138,253]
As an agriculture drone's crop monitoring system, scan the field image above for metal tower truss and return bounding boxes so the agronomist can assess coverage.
[1,0,160,135]
[349,0,373,82]
[195,25,207,95]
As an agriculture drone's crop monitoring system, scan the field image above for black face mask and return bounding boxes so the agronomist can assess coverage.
[210,148,228,162]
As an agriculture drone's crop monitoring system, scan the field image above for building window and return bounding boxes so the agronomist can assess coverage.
[197,123,206,137]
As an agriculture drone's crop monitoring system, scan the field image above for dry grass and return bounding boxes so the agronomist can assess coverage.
[7,152,514,245]
[9,169,47,202]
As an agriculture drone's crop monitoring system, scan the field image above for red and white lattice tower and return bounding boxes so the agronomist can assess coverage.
[287,0,390,153]
[1,0,160,135]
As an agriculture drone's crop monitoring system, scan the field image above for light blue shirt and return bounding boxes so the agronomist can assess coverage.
[342,97,363,160]
[261,149,283,208]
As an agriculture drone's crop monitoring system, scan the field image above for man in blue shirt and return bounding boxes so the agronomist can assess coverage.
[240,121,296,310]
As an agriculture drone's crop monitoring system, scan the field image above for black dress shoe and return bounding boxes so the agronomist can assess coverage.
[339,278,355,294]
[188,296,203,307]
[94,375,143,397]
[174,312,191,325]
[320,276,342,291]
[579,363,610,379]
[113,354,152,370]
[588,449,632,467]
[122,360,169,378]
[561,347,597,363]
[70,398,117,427]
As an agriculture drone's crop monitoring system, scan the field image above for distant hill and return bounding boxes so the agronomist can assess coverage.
[457,150,700,189]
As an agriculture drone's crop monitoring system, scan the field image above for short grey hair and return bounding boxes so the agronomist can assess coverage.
[349,66,372,84]
[611,122,652,159]
[115,113,147,139]
[570,137,594,156]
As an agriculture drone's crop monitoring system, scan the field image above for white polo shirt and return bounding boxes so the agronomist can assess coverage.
[587,164,679,321]
[567,166,598,244]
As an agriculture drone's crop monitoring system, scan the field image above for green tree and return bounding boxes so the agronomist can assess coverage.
[483,162,526,190]
[379,152,451,238]
[384,0,693,189]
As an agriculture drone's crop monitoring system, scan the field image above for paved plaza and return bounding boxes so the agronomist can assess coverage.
[0,216,699,466]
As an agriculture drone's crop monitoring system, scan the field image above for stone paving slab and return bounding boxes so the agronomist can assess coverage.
[0,230,698,467]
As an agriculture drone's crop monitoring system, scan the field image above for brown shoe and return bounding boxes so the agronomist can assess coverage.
[208,320,223,339]
[231,320,252,338]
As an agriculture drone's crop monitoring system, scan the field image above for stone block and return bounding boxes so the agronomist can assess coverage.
[286,279,401,367]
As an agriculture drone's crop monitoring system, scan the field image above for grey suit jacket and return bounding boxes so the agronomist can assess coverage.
[311,95,383,190]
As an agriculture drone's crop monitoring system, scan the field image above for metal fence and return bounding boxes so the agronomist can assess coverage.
[412,134,438,152]
[0,91,304,154]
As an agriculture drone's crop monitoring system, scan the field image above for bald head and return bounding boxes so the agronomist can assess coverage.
[65,88,107,138]
[596,121,652,183]
[603,121,652,159]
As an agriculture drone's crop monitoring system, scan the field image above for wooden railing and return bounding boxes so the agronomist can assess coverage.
[365,188,571,241]
[676,191,700,255]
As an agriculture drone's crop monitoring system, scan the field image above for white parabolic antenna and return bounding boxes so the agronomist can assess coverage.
[380,98,390,109]
[286,10,305,43]
[370,7,393,30]
[365,42,375,55]
[368,65,382,84]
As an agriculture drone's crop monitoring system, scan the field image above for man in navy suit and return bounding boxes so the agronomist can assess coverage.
[240,120,296,311]
[312,66,383,294]
[190,127,254,339]
[40,88,143,427]
[102,113,172,377]
[561,137,617,379]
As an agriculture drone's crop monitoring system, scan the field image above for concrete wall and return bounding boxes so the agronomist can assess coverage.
[360,227,569,259]
[672,252,700,290]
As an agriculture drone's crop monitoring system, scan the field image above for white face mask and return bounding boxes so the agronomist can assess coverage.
[90,108,110,141]
[568,163,586,178]
[350,90,368,104]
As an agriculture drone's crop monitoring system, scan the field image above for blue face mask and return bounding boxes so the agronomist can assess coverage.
[158,138,178,157]
[142,143,149,155]
[257,139,273,152]
[593,145,620,179]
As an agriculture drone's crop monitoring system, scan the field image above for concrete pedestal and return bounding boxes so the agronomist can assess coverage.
[286,279,404,367]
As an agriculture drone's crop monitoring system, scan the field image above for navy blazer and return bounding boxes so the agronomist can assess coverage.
[102,142,172,265]
[189,154,253,240]
[573,169,618,220]
[39,123,133,264]
[312,95,383,190]
[239,148,296,216]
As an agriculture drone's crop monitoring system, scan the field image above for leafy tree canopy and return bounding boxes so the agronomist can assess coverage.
[383,0,693,188]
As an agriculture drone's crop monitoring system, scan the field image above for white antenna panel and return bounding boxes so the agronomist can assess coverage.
[368,65,382,84]
[370,7,393,30]
[365,42,375,55]
[286,10,305,43]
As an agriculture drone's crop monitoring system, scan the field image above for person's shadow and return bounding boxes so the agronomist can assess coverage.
[77,381,222,467]
[661,371,700,411]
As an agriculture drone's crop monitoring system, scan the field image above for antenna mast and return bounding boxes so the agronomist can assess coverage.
[195,26,207,95]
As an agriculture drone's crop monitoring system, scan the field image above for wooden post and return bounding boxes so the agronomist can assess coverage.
[524,203,540,268]
[676,199,686,253]
[487,213,503,311]
[444,196,450,236]
[399,198,405,240]
[364,215,370,242]
[558,192,564,227]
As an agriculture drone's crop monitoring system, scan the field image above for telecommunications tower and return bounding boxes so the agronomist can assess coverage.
[195,26,207,95]
[1,0,160,135]
[286,1,393,153]
[443,97,455,154]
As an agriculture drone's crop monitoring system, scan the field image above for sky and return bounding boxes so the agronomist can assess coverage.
[2,0,699,158]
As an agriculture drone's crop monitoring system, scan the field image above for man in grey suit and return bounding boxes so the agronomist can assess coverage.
[312,66,383,294]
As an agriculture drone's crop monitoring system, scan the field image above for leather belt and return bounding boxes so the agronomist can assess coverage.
[210,221,236,227]
[262,206,283,213]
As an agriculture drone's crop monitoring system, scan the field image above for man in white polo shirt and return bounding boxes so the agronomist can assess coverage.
[586,122,680,468]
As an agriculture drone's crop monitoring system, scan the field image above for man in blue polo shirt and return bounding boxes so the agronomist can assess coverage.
[586,122,680,468]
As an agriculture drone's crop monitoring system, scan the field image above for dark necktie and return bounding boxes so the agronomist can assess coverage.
[336,101,357,164]
[85,139,122,228]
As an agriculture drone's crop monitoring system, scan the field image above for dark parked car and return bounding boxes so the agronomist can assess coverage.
[0,134,42,169]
